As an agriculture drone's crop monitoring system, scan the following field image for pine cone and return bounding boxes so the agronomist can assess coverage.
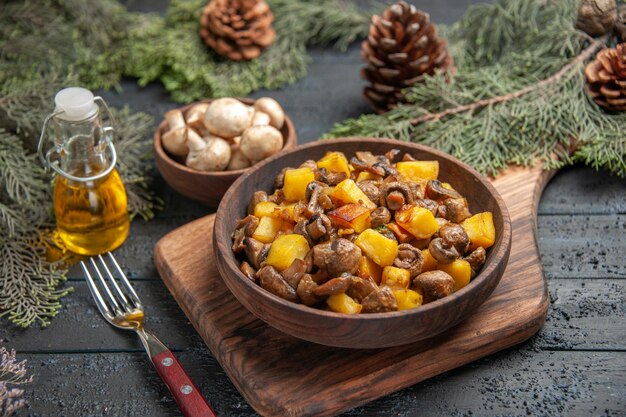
[200,0,275,61]
[575,0,617,37]
[585,43,626,111]
[361,1,454,113]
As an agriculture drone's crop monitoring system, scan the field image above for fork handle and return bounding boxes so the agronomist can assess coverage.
[152,350,217,417]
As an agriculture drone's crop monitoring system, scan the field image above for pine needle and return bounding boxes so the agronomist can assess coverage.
[326,0,626,178]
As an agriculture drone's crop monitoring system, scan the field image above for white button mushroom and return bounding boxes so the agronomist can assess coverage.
[161,127,188,157]
[227,136,252,170]
[251,110,271,126]
[186,132,231,172]
[185,103,209,136]
[204,98,253,139]
[227,149,252,170]
[164,108,186,131]
[240,125,283,162]
[253,97,285,129]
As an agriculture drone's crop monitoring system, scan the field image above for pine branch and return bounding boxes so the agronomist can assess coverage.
[410,37,606,125]
[326,0,626,178]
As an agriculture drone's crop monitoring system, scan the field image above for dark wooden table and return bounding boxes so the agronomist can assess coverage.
[3,1,625,416]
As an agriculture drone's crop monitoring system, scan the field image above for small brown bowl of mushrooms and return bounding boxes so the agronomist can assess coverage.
[154,97,297,206]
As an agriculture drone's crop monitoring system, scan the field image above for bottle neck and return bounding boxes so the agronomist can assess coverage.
[52,112,111,179]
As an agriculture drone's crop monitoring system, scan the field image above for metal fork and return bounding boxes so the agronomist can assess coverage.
[81,252,217,417]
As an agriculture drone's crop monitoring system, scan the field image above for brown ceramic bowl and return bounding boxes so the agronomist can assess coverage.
[154,98,297,207]
[214,137,511,348]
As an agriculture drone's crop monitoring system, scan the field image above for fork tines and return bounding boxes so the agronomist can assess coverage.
[81,252,143,319]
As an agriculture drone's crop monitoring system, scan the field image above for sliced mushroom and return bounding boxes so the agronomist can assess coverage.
[362,287,398,313]
[347,276,378,303]
[416,198,439,216]
[413,270,455,303]
[306,213,332,241]
[232,215,259,253]
[407,181,425,200]
[299,160,318,171]
[297,274,322,306]
[294,219,314,247]
[464,247,487,273]
[439,223,470,254]
[439,198,472,223]
[312,275,352,297]
[385,149,401,163]
[380,182,414,211]
[281,258,308,289]
[240,261,256,282]
[372,160,398,177]
[394,243,425,278]
[370,206,391,228]
[426,179,461,201]
[274,167,288,189]
[247,190,268,215]
[354,151,379,165]
[305,181,326,217]
[318,167,347,185]
[257,266,298,302]
[312,238,362,277]
[357,180,381,204]
[244,237,269,270]
[428,237,459,264]
[268,190,286,204]
[318,192,334,211]
[350,157,385,176]
[402,153,416,161]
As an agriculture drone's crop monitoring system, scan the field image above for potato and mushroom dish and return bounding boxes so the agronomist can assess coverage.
[231,150,496,314]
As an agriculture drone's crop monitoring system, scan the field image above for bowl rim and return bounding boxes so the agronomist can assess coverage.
[153,98,298,177]
[214,137,512,321]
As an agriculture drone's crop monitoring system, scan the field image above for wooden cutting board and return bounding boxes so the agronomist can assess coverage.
[154,165,551,417]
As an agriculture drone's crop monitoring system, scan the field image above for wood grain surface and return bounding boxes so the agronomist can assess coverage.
[154,163,551,417]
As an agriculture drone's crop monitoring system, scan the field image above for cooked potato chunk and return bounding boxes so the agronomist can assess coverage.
[396,161,439,182]
[317,151,351,176]
[252,216,283,243]
[254,201,278,218]
[395,205,439,239]
[437,259,472,291]
[266,234,310,271]
[358,256,382,285]
[461,212,496,251]
[381,266,411,289]
[330,179,377,211]
[421,249,438,272]
[327,293,363,314]
[393,289,423,310]
[283,167,315,201]
[328,204,371,233]
[355,229,398,267]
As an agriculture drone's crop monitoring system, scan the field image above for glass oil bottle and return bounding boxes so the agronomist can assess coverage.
[38,87,130,255]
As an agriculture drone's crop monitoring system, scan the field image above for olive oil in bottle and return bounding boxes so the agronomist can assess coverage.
[39,87,130,255]
[53,164,129,255]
